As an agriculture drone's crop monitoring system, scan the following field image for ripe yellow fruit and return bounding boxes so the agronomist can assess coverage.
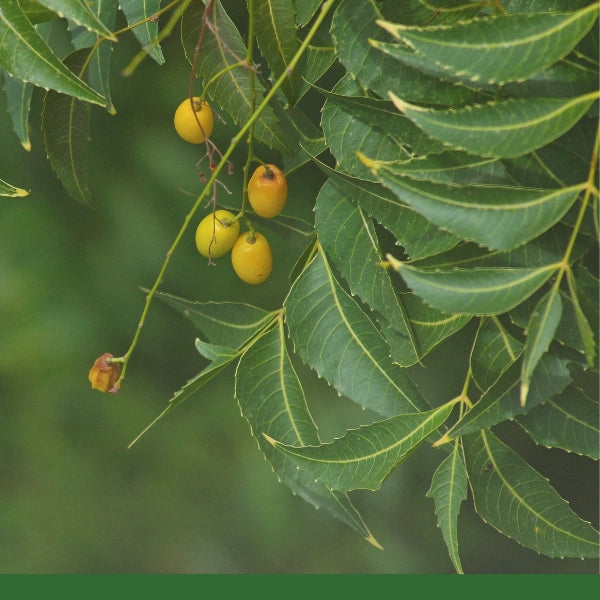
[195,209,240,258]
[247,164,288,218]
[231,231,273,284]
[174,97,214,144]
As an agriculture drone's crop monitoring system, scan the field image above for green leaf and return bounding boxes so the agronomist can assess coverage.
[449,354,572,438]
[293,0,321,26]
[2,69,34,149]
[509,286,594,359]
[0,177,29,197]
[235,324,381,548]
[128,341,241,449]
[470,316,524,392]
[330,0,479,106]
[312,157,461,260]
[463,429,599,559]
[181,0,290,153]
[314,181,419,360]
[426,444,468,574]
[41,49,94,206]
[368,161,583,251]
[119,0,164,64]
[35,0,117,41]
[387,257,559,315]
[504,58,599,100]
[17,0,56,24]
[369,38,495,92]
[378,151,508,185]
[520,287,563,406]
[566,269,597,367]
[274,103,327,173]
[377,4,599,85]
[70,0,118,115]
[413,224,584,271]
[294,45,335,103]
[385,292,472,367]
[320,76,445,179]
[152,292,279,349]
[284,249,429,417]
[254,0,299,105]
[390,91,599,159]
[0,0,105,105]
[516,385,599,459]
[265,402,456,491]
[504,117,595,188]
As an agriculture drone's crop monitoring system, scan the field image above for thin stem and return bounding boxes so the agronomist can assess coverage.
[114,0,338,388]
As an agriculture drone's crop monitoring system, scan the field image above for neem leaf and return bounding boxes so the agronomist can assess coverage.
[470,316,524,392]
[0,0,105,105]
[390,91,599,159]
[368,160,583,251]
[236,324,381,548]
[449,353,572,438]
[387,256,559,315]
[152,292,278,349]
[426,444,468,574]
[254,0,299,104]
[2,69,34,150]
[284,249,429,416]
[520,287,563,406]
[516,385,599,459]
[35,0,117,41]
[0,177,29,197]
[264,402,456,491]
[119,0,164,64]
[42,49,95,206]
[330,0,478,105]
[463,429,600,559]
[377,4,599,85]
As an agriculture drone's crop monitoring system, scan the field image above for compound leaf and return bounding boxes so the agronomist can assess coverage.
[236,324,381,548]
[284,249,429,417]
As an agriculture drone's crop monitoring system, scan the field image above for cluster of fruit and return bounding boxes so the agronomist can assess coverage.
[174,97,287,284]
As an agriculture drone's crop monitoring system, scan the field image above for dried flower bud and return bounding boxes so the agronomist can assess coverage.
[89,353,121,394]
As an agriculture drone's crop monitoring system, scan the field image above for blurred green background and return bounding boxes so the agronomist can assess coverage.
[1,24,598,574]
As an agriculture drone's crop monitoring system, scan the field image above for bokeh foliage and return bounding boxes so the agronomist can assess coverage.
[0,0,598,573]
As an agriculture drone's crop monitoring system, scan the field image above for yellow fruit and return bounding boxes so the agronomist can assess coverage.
[174,97,214,144]
[195,210,240,258]
[247,164,287,218]
[231,231,273,284]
